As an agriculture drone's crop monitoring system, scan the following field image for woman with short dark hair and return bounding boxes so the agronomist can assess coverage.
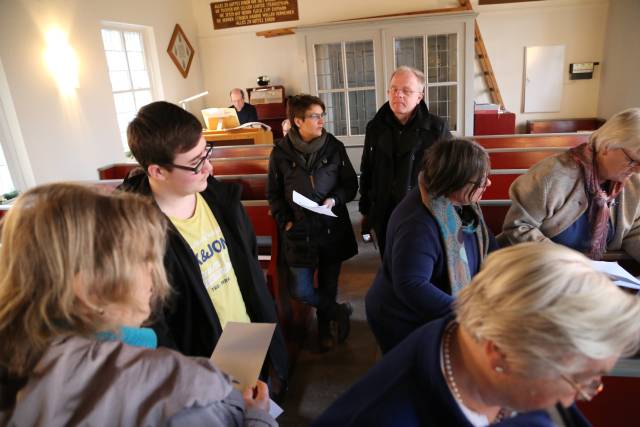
[267,94,358,352]
[365,138,497,353]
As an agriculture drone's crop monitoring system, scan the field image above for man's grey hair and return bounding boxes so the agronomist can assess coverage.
[390,66,426,91]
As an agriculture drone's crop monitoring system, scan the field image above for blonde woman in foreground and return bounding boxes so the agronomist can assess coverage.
[315,243,640,426]
[0,183,275,426]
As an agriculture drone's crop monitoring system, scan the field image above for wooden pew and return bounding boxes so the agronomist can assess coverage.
[213,144,272,158]
[526,118,604,134]
[217,174,268,200]
[211,157,269,175]
[474,133,589,149]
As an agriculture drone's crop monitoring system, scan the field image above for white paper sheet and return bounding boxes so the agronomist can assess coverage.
[210,322,276,390]
[590,261,640,291]
[292,190,337,217]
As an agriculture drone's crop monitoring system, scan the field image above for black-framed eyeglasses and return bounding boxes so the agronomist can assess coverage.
[621,149,640,169]
[560,374,604,402]
[165,143,214,174]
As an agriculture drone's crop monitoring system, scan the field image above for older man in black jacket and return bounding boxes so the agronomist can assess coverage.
[359,66,451,257]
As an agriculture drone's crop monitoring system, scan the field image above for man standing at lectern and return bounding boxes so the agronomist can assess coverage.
[230,88,258,124]
[359,66,451,257]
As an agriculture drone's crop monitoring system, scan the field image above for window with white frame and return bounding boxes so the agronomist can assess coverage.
[100,27,154,151]
[395,33,458,131]
[0,144,15,197]
[314,40,377,137]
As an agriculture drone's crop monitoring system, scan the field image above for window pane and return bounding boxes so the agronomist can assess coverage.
[101,29,123,51]
[348,90,376,135]
[106,51,128,71]
[109,71,132,91]
[131,70,150,89]
[0,145,15,195]
[394,37,424,73]
[116,111,136,136]
[124,31,143,52]
[427,34,457,83]
[134,90,152,109]
[427,85,457,131]
[127,51,146,71]
[319,92,347,136]
[345,40,375,88]
[113,92,136,115]
[315,43,344,90]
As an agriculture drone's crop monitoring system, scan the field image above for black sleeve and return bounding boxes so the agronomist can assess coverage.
[330,142,358,206]
[266,151,293,229]
[249,104,258,122]
[359,124,374,215]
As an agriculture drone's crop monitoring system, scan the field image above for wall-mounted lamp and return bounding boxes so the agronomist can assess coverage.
[43,28,79,94]
[569,62,599,80]
[178,91,209,110]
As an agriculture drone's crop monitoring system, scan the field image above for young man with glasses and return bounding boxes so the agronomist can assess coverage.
[359,66,451,257]
[119,101,288,393]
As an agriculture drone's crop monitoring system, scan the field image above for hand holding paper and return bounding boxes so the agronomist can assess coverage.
[293,190,337,217]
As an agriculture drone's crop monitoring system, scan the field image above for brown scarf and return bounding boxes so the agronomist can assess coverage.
[569,143,623,259]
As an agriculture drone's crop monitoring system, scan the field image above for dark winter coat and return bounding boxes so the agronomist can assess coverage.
[359,100,451,243]
[118,172,288,381]
[267,132,358,268]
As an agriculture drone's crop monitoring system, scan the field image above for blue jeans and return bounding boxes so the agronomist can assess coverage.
[289,259,342,320]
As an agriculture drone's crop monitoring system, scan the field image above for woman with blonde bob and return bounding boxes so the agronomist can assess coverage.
[315,242,640,426]
[499,108,640,261]
[0,184,275,426]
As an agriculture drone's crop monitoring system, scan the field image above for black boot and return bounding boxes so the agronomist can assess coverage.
[335,302,353,343]
[317,313,334,352]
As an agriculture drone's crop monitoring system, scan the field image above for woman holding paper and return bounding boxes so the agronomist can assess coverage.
[0,184,275,426]
[267,94,358,352]
[499,108,640,261]
[366,138,498,354]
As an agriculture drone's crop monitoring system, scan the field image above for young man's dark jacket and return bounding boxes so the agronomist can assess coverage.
[118,171,288,381]
[267,131,358,267]
[359,100,451,255]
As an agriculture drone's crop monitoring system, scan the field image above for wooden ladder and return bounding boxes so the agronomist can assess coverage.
[474,20,505,110]
[458,0,505,109]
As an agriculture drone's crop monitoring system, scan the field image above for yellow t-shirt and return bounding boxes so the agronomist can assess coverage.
[170,194,250,329]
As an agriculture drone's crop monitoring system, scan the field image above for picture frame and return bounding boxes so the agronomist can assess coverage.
[167,24,194,78]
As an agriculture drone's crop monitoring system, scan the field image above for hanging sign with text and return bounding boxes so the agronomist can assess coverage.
[211,0,299,29]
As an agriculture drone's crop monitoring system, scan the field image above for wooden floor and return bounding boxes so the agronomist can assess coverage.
[278,202,381,426]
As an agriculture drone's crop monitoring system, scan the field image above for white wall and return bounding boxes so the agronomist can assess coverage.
[0,0,205,185]
[597,0,640,119]
[195,0,461,107]
[475,0,608,131]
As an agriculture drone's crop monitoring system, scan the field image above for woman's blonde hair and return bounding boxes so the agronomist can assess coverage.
[455,242,640,377]
[0,183,170,377]
[591,107,640,154]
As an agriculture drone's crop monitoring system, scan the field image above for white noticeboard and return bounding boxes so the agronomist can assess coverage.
[523,45,565,113]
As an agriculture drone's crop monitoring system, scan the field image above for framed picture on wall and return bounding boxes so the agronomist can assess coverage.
[167,24,194,78]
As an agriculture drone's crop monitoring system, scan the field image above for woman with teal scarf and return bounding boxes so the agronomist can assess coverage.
[0,184,276,426]
[366,138,498,354]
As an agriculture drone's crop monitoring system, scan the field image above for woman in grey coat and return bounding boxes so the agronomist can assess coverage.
[0,183,276,427]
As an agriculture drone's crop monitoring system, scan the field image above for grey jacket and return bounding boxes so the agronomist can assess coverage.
[497,151,640,261]
[1,336,277,427]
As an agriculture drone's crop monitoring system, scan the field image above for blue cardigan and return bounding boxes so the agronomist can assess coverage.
[365,188,497,353]
[313,316,590,427]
